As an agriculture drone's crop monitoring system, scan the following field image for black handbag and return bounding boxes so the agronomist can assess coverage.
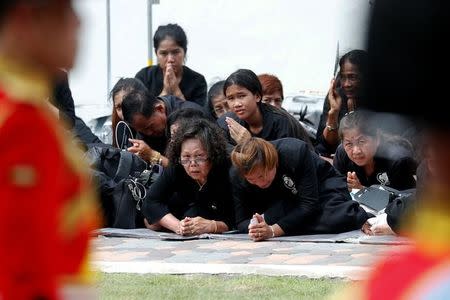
[86,145,162,228]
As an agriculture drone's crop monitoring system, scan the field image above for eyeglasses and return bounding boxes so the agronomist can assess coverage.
[179,157,208,165]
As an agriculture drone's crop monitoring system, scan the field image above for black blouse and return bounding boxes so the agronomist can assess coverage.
[333,142,417,190]
[231,138,353,234]
[135,65,207,106]
[142,162,234,229]
[217,103,310,146]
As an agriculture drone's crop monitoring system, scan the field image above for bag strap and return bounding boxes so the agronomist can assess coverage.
[113,150,134,181]
[115,120,135,150]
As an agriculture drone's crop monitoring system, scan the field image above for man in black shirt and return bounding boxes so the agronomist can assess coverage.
[121,89,205,164]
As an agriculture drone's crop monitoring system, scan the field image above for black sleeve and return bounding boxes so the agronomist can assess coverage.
[272,115,294,139]
[219,180,236,230]
[388,157,418,190]
[53,74,76,129]
[188,75,207,106]
[142,165,177,223]
[385,193,416,233]
[73,116,103,148]
[315,92,346,156]
[275,143,321,234]
[332,144,349,175]
[316,93,330,142]
[230,168,254,232]
[216,113,235,145]
[135,67,148,86]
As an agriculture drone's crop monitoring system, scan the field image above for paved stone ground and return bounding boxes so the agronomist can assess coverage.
[92,236,413,280]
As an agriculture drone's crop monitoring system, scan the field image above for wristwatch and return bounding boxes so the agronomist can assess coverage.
[326,123,338,132]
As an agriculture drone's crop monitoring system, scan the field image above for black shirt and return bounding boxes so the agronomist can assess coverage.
[231,138,353,235]
[333,142,417,190]
[217,103,311,146]
[142,162,234,228]
[135,65,207,106]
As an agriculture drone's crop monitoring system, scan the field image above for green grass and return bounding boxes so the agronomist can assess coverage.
[96,273,344,300]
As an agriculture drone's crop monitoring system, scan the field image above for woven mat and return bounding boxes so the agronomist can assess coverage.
[93,228,413,245]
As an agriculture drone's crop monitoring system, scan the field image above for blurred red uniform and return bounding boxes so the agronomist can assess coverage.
[0,59,99,299]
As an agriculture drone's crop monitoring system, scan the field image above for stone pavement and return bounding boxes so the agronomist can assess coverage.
[92,234,413,280]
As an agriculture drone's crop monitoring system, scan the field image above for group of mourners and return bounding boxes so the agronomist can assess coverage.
[70,23,424,241]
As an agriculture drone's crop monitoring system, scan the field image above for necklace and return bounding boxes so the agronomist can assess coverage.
[197,180,207,191]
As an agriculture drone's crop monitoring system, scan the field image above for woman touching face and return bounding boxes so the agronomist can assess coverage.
[180,138,212,185]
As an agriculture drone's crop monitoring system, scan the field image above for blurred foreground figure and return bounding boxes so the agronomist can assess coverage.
[332,0,450,299]
[0,1,98,299]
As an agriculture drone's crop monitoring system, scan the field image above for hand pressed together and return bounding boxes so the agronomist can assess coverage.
[248,213,274,242]
[179,216,215,236]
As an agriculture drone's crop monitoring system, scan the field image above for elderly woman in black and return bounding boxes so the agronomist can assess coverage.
[142,118,233,235]
[230,137,368,241]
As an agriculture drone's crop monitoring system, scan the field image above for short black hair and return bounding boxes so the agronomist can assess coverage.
[206,80,225,119]
[153,23,188,54]
[110,77,147,102]
[167,107,207,129]
[121,89,159,123]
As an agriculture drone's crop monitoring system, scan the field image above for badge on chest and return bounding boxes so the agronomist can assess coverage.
[282,174,298,195]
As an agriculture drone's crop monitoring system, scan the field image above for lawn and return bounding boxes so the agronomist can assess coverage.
[96,273,345,299]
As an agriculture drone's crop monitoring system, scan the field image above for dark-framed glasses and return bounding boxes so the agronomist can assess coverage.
[179,157,208,165]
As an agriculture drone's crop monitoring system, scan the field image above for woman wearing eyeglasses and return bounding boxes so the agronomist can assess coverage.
[142,118,233,235]
[333,110,417,191]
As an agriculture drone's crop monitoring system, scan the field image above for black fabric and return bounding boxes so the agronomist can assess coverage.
[142,162,234,229]
[217,102,312,147]
[363,0,450,130]
[385,192,417,233]
[51,70,76,129]
[136,95,206,154]
[135,65,207,106]
[72,116,104,151]
[231,138,368,235]
[86,146,160,228]
[333,142,417,191]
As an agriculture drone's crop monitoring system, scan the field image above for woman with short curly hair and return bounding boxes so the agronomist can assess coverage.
[142,118,233,235]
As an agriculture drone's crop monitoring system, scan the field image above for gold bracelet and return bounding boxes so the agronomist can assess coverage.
[150,151,161,164]
[326,123,338,132]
